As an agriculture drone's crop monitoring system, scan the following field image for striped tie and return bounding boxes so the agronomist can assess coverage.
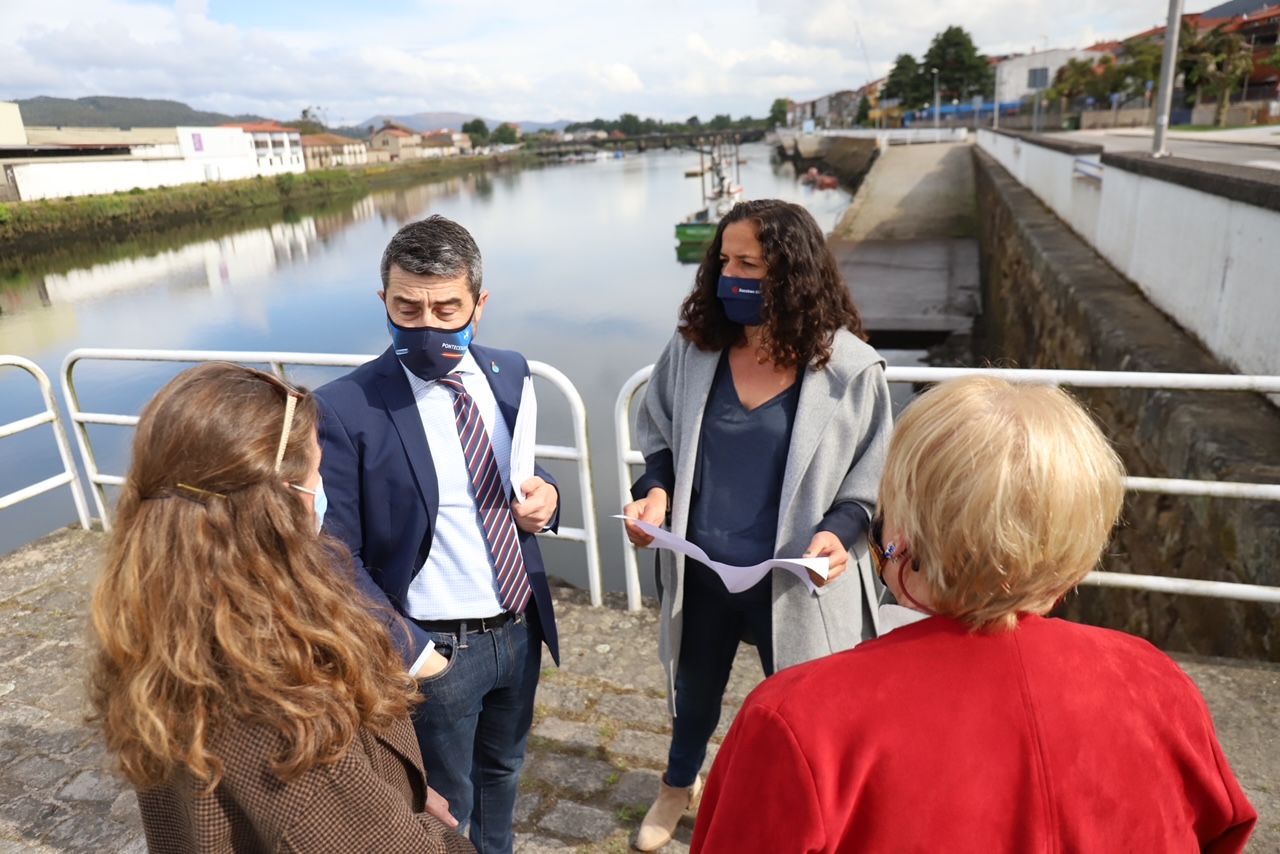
[436,373,532,614]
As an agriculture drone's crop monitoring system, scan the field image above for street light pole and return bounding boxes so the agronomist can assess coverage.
[932,67,941,130]
[1153,0,1185,157]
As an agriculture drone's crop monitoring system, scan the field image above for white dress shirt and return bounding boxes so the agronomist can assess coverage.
[401,351,520,622]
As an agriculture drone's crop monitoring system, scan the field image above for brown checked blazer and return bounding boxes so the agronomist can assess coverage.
[135,715,475,853]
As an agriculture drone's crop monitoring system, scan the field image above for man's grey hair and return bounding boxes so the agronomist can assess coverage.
[380,215,483,298]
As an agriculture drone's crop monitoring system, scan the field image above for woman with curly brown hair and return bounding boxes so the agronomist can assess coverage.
[89,362,473,854]
[622,199,893,850]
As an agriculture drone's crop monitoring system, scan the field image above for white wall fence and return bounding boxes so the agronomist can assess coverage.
[976,128,1280,381]
[6,349,1280,614]
[616,364,1280,613]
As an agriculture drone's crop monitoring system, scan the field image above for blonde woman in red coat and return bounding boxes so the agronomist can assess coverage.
[692,376,1256,854]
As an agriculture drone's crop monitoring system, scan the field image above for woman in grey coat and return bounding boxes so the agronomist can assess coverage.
[622,199,893,851]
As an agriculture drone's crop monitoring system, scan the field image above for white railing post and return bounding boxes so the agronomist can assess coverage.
[528,360,604,608]
[0,356,91,530]
[615,365,653,612]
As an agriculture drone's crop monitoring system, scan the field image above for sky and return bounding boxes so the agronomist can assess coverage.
[0,0,1182,125]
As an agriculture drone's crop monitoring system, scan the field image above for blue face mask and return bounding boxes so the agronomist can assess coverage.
[388,311,475,381]
[717,274,765,326]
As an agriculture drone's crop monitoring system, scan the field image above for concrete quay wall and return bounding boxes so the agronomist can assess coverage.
[973,146,1280,661]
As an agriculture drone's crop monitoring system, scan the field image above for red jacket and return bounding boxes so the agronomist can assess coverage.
[692,615,1255,853]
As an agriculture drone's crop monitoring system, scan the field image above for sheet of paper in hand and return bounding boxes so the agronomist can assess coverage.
[510,376,537,502]
[615,515,830,594]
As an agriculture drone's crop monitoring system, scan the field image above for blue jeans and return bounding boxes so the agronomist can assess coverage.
[412,610,542,854]
[666,564,774,789]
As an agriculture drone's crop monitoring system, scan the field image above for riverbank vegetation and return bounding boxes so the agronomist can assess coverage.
[0,152,536,257]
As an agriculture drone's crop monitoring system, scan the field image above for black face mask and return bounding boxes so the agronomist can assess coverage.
[387,308,475,381]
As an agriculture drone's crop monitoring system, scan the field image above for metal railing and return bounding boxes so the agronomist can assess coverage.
[615,364,1280,612]
[61,348,606,606]
[1072,157,1104,183]
[0,356,91,529]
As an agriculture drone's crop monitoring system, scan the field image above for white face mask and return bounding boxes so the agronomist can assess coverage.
[289,476,327,532]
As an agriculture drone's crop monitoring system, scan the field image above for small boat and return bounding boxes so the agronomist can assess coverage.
[674,137,744,261]
[799,166,840,190]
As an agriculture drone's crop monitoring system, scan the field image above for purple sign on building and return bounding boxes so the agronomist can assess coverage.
[192,132,203,152]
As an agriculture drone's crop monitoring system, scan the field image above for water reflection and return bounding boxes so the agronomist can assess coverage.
[0,145,862,580]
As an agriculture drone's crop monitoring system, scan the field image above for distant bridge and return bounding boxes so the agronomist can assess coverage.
[530,129,765,156]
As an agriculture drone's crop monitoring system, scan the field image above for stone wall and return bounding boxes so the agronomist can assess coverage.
[973,147,1280,661]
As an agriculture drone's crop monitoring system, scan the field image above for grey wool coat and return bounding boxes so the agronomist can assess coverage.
[636,329,894,710]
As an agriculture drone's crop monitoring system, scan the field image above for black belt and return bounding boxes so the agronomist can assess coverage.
[412,612,520,635]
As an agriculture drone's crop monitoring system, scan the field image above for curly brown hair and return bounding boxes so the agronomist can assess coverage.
[89,363,418,790]
[679,199,866,369]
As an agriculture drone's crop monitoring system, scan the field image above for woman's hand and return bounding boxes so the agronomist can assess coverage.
[622,488,668,547]
[803,531,849,587]
[425,785,459,828]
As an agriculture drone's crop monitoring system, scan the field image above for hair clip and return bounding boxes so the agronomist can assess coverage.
[174,482,227,500]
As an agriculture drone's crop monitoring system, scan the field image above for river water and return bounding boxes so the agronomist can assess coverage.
[0,144,920,590]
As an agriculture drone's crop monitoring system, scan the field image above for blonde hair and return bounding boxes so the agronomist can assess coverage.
[89,363,418,789]
[878,376,1125,631]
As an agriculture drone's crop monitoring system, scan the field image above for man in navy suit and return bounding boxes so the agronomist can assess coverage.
[316,216,559,854]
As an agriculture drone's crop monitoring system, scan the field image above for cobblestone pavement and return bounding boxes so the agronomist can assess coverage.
[2,528,1277,852]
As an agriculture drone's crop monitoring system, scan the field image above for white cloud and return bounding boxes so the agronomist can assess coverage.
[588,63,645,94]
[0,0,1177,123]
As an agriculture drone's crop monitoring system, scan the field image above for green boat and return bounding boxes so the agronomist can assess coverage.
[675,216,719,245]
[673,136,744,262]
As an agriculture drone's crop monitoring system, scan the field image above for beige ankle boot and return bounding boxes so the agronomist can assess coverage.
[633,774,702,851]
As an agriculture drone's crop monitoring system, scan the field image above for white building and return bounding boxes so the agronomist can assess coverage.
[223,122,306,175]
[300,133,369,169]
[0,103,303,201]
[995,48,1109,103]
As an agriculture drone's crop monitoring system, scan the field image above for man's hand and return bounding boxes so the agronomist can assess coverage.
[803,531,849,587]
[622,488,668,547]
[512,475,557,533]
[413,649,450,680]
[425,786,458,828]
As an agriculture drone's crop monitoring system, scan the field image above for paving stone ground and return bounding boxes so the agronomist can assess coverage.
[1,528,1277,852]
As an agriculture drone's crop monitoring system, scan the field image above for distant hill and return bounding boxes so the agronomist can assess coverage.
[11,96,266,127]
[357,112,574,134]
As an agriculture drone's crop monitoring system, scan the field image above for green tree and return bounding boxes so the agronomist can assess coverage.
[462,118,489,144]
[1182,25,1254,126]
[687,114,702,128]
[285,105,326,135]
[616,113,643,135]
[855,95,871,126]
[1117,40,1163,101]
[491,123,518,144]
[708,113,733,129]
[922,26,994,100]
[1048,57,1098,111]
[881,53,927,105]
[768,97,789,126]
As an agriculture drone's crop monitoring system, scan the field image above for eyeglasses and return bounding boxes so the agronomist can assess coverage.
[868,514,892,581]
[868,514,917,581]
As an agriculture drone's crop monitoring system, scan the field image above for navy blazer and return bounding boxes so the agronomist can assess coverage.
[315,345,560,667]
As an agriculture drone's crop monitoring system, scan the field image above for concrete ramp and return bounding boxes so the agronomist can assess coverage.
[829,142,980,346]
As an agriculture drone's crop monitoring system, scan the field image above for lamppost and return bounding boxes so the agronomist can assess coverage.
[1152,0,1185,157]
[931,67,940,130]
